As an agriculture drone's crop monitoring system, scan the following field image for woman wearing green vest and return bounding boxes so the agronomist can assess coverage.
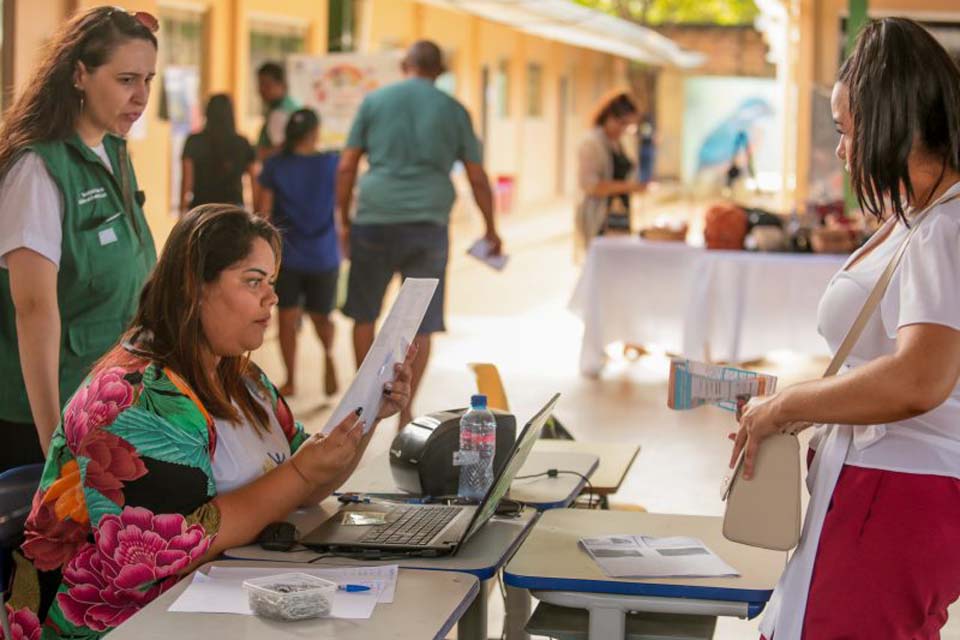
[0,7,159,471]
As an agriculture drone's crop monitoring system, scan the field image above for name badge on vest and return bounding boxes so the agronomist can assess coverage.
[99,227,118,246]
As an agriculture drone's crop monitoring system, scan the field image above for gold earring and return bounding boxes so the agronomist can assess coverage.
[75,86,84,112]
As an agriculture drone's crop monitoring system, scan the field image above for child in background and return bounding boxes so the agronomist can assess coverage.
[257,108,340,398]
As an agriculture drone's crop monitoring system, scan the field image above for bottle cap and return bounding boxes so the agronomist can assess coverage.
[470,394,487,409]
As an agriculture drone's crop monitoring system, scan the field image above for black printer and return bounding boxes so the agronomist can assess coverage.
[389,408,516,497]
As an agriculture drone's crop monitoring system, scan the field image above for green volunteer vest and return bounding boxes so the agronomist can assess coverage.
[0,133,157,423]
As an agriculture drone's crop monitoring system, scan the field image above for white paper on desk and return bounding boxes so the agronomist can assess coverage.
[168,565,399,619]
[579,535,739,579]
[207,565,397,603]
[321,278,438,434]
[467,238,508,271]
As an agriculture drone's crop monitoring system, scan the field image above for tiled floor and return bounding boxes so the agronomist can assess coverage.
[249,197,960,639]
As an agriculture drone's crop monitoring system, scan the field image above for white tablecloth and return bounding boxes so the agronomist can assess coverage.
[569,237,848,375]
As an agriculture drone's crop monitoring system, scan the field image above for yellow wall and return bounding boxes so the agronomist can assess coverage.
[7,0,629,244]
[789,0,960,206]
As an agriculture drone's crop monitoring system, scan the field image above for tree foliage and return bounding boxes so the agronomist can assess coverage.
[574,0,760,26]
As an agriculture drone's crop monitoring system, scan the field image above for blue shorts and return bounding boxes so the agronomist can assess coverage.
[342,222,448,334]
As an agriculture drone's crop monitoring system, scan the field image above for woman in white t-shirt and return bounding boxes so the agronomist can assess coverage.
[0,7,161,471]
[731,18,960,639]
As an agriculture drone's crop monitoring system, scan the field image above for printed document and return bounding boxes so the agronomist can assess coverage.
[322,278,438,434]
[580,535,739,579]
[668,358,777,412]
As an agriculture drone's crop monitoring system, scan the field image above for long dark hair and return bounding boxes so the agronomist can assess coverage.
[0,6,158,178]
[202,93,242,178]
[282,108,320,155]
[121,204,282,431]
[839,17,960,223]
[203,93,237,143]
[591,91,638,127]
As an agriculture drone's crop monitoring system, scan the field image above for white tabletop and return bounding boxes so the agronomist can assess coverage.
[110,561,479,640]
[505,509,785,609]
[530,440,640,495]
[340,447,599,509]
[569,237,845,373]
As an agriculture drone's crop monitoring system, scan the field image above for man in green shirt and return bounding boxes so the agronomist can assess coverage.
[337,40,502,427]
[256,61,299,161]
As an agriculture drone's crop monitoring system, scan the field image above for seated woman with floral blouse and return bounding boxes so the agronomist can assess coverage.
[13,204,415,639]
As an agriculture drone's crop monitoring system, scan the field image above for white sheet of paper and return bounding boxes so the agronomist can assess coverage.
[168,565,400,619]
[207,565,397,603]
[579,535,739,579]
[322,278,438,434]
[467,238,508,271]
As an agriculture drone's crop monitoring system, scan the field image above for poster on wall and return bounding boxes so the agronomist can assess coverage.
[286,51,403,149]
[681,76,782,193]
[163,66,202,214]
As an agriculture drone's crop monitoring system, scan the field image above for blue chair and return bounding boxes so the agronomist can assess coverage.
[0,464,43,640]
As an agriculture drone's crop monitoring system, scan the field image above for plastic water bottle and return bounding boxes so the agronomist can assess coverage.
[457,394,496,502]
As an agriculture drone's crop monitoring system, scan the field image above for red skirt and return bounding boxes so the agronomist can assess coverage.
[764,453,960,639]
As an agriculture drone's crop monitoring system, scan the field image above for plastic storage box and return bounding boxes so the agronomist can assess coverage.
[242,573,337,621]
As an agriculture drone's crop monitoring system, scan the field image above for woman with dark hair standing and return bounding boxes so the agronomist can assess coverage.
[574,91,647,256]
[0,6,159,470]
[730,18,960,638]
[16,204,415,638]
[180,93,255,213]
[257,108,341,398]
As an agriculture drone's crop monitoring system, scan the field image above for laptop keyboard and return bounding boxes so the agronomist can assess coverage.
[360,505,461,546]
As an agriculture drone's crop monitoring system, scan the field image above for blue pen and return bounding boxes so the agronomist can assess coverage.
[338,584,372,593]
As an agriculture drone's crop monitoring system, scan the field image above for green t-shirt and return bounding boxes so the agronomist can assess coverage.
[345,77,482,226]
[257,95,300,149]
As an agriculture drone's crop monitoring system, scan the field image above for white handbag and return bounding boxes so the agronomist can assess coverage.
[722,191,960,551]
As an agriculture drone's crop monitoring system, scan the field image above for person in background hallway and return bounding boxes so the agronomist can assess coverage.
[180,93,255,214]
[255,61,299,162]
[257,108,341,398]
[730,18,960,639]
[14,204,415,639]
[574,91,647,258]
[0,6,159,471]
[337,40,502,427]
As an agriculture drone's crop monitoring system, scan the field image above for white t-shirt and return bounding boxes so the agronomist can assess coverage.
[211,394,294,495]
[0,145,113,270]
[815,180,960,476]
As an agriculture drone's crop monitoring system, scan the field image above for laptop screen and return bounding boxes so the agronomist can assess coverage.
[457,393,561,546]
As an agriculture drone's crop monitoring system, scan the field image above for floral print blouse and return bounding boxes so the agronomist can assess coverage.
[12,350,306,639]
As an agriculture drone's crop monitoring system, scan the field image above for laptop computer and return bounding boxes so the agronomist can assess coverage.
[302,393,560,557]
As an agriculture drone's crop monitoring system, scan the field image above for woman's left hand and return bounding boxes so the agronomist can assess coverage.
[729,393,789,480]
[378,343,418,420]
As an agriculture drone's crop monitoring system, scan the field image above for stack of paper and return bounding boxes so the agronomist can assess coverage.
[580,535,739,579]
[668,358,777,412]
[169,565,399,620]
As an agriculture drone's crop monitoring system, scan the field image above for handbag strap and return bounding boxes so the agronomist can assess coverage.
[823,187,960,378]
[784,187,960,434]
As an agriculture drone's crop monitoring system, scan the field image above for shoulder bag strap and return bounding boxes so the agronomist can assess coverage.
[787,187,960,433]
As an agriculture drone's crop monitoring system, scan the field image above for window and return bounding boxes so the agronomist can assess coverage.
[328,0,357,53]
[160,10,205,69]
[495,59,510,118]
[248,20,307,116]
[526,63,543,118]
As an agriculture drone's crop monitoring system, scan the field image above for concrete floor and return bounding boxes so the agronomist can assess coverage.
[249,196,960,639]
